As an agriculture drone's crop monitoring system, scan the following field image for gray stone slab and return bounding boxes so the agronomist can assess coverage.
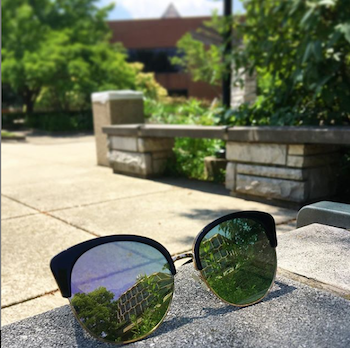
[2,265,350,348]
[287,153,337,168]
[103,124,227,139]
[278,224,350,292]
[109,150,152,176]
[137,138,174,152]
[109,136,138,152]
[104,125,350,145]
[225,162,236,190]
[1,214,91,308]
[288,144,339,156]
[227,126,350,145]
[236,163,304,181]
[236,174,306,202]
[51,188,296,255]
[226,143,287,165]
[297,201,350,229]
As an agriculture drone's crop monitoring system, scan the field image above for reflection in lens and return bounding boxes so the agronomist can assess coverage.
[69,241,174,344]
[199,218,276,306]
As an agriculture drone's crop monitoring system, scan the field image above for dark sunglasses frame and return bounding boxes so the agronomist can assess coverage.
[51,211,277,299]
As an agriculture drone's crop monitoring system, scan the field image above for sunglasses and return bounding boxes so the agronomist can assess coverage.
[51,211,277,345]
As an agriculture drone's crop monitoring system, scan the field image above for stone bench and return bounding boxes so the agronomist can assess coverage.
[102,124,350,206]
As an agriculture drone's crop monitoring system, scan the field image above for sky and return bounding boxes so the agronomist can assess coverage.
[98,0,245,21]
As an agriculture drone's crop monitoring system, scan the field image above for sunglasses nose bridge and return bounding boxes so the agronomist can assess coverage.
[172,252,193,264]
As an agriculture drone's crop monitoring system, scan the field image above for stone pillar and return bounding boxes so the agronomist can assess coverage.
[91,90,144,166]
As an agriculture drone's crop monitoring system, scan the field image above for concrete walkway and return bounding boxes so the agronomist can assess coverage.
[3,265,350,348]
[1,135,297,325]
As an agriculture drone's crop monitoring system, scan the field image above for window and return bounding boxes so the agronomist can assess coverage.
[128,48,182,73]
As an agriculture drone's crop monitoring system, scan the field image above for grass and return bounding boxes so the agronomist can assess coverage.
[2,130,18,137]
[1,130,25,140]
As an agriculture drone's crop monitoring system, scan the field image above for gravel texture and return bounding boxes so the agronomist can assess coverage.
[2,264,350,348]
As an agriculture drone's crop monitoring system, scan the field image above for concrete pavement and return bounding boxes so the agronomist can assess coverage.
[2,265,350,348]
[2,134,297,325]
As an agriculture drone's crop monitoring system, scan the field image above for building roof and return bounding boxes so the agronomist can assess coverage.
[108,16,211,49]
[162,3,181,18]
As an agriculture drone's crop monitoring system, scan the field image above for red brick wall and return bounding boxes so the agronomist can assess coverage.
[108,18,222,100]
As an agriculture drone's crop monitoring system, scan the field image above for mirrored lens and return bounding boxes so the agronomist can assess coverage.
[199,218,276,306]
[69,241,174,344]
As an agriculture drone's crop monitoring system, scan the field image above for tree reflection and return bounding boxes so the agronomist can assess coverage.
[71,271,173,343]
[199,218,276,305]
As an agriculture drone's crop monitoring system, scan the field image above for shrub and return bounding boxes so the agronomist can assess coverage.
[146,98,225,180]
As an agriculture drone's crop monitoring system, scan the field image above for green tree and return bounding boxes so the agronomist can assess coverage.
[171,12,230,86]
[1,0,152,112]
[71,287,125,341]
[174,1,350,125]
[234,0,350,125]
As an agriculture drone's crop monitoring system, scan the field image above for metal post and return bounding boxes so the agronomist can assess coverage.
[222,0,232,108]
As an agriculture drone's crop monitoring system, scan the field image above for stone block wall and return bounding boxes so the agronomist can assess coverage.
[103,122,350,206]
[107,135,174,177]
[225,143,340,205]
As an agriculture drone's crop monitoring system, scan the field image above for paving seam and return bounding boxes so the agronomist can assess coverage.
[277,267,350,300]
[276,218,296,226]
[1,194,99,237]
[1,290,60,309]
[1,212,40,221]
[45,187,180,213]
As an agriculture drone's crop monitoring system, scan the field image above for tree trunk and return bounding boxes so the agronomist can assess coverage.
[22,87,39,114]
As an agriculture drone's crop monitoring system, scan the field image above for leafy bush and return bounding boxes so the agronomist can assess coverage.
[146,98,225,180]
[173,0,350,126]
[230,0,350,126]
[2,110,93,132]
[131,63,168,100]
[25,111,93,132]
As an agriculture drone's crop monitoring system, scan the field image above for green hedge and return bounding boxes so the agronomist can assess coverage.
[2,110,93,132]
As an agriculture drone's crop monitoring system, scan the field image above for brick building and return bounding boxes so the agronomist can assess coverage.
[108,4,221,100]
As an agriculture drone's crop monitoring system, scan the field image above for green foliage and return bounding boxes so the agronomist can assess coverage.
[1,0,163,113]
[146,98,225,180]
[1,131,19,138]
[199,220,276,305]
[171,33,224,86]
[71,272,173,343]
[25,111,93,132]
[131,63,168,100]
[2,111,93,132]
[71,287,124,342]
[229,0,350,126]
[174,1,350,126]
[171,12,230,86]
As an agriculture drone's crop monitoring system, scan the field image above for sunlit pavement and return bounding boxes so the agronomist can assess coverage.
[1,135,297,325]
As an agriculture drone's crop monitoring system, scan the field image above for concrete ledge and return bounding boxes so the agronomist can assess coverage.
[297,201,350,229]
[227,126,350,145]
[278,223,350,293]
[3,264,350,348]
[91,90,143,103]
[103,124,227,139]
[103,125,350,144]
